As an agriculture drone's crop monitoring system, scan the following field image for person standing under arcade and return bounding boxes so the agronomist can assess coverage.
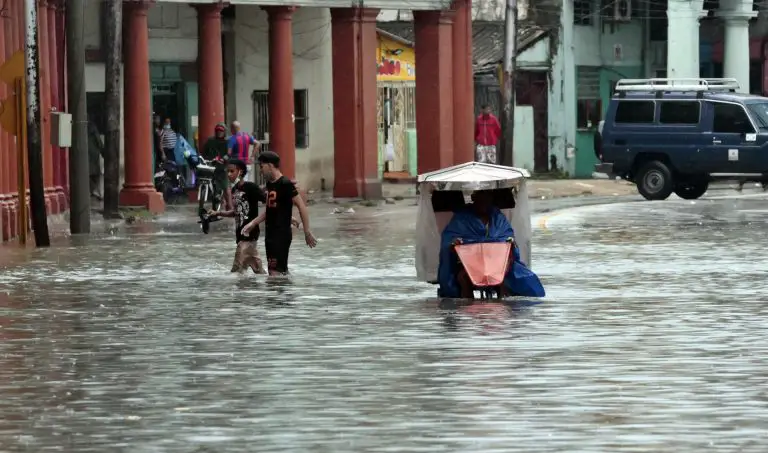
[227,121,259,182]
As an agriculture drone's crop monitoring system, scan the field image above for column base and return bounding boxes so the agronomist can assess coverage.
[1,198,19,243]
[119,185,165,213]
[333,179,382,199]
[1,200,11,242]
[44,188,58,215]
[54,186,68,211]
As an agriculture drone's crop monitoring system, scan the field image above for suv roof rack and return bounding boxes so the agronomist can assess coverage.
[614,78,740,98]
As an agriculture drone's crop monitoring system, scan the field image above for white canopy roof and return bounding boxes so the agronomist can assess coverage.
[417,162,530,191]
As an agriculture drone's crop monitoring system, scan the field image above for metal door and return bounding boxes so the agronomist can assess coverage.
[515,71,549,173]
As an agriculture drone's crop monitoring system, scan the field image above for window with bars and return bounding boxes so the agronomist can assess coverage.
[576,66,602,129]
[599,0,642,21]
[294,90,309,149]
[251,89,310,150]
[574,0,593,25]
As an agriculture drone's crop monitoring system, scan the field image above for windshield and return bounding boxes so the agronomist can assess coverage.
[747,103,768,130]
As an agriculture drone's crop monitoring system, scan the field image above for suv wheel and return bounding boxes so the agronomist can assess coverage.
[636,160,674,201]
[674,178,709,200]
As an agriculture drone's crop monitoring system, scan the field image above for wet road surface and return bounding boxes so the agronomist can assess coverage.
[2,190,768,452]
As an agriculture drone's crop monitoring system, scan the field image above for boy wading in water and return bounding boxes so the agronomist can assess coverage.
[241,151,317,275]
[209,159,268,274]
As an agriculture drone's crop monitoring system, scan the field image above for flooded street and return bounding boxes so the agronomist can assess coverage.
[2,193,768,452]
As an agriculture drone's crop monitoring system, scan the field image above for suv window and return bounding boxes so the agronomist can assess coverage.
[615,101,655,124]
[712,103,754,134]
[746,103,768,130]
[659,101,700,124]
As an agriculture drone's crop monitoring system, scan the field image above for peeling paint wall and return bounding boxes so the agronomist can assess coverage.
[547,0,576,177]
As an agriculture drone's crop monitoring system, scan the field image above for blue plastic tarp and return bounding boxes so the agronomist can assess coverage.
[173,135,199,166]
[437,207,545,298]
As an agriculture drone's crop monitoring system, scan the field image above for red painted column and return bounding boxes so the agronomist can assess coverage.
[120,0,164,212]
[47,0,66,210]
[37,0,57,214]
[452,0,474,165]
[0,10,9,241]
[330,7,381,199]
[414,10,455,174]
[465,0,474,156]
[55,0,68,197]
[196,3,225,146]
[6,0,22,240]
[9,0,19,197]
[264,6,296,179]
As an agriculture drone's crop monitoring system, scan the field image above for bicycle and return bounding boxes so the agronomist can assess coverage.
[196,156,226,233]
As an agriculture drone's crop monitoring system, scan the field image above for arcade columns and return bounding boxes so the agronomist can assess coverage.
[414,10,455,174]
[264,6,296,179]
[330,7,381,199]
[119,0,164,212]
[196,3,226,145]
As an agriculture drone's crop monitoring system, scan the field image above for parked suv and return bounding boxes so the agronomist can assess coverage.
[595,78,768,200]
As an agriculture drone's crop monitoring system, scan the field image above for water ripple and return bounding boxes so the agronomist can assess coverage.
[1,199,768,451]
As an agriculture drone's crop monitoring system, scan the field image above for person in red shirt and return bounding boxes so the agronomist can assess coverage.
[475,105,502,164]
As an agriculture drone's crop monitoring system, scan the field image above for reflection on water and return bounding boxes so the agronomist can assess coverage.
[2,199,768,452]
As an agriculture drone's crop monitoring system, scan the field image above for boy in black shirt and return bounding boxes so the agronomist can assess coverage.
[241,151,317,275]
[209,159,267,274]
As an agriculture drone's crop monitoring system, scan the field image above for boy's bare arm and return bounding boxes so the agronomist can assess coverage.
[292,195,317,248]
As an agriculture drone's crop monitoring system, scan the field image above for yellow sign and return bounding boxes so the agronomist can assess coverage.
[0,50,24,85]
[376,33,416,82]
[0,50,29,244]
[0,50,24,136]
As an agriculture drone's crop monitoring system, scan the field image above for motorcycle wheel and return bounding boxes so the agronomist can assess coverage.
[162,178,174,202]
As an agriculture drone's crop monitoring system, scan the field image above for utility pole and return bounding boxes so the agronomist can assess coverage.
[24,0,50,246]
[66,0,90,233]
[500,0,518,167]
[103,0,122,218]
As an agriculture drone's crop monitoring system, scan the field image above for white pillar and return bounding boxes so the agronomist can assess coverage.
[667,0,706,79]
[561,0,576,175]
[690,7,707,77]
[718,1,757,93]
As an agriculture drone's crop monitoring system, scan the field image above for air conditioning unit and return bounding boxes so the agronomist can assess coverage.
[613,0,632,21]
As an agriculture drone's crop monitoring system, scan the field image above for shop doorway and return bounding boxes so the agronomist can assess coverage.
[152,82,184,137]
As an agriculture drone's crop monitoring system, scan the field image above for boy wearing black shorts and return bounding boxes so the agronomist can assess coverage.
[241,151,317,275]
[209,159,267,274]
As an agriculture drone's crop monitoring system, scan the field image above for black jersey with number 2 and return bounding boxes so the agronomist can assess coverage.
[264,176,298,237]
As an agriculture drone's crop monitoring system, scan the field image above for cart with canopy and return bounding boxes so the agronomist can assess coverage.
[415,162,542,299]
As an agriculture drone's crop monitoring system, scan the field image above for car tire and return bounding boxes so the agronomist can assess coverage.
[674,178,709,200]
[636,160,674,201]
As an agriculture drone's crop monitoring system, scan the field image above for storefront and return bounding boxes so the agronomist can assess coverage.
[376,30,417,178]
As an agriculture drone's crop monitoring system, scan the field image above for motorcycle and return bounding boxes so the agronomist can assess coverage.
[154,159,186,202]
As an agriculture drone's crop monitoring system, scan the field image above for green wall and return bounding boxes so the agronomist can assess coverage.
[574,66,643,178]
[378,130,384,177]
[184,82,199,148]
[406,129,417,176]
[378,128,418,177]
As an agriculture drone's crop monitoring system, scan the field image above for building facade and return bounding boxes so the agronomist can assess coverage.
[1,0,475,243]
[561,0,763,178]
